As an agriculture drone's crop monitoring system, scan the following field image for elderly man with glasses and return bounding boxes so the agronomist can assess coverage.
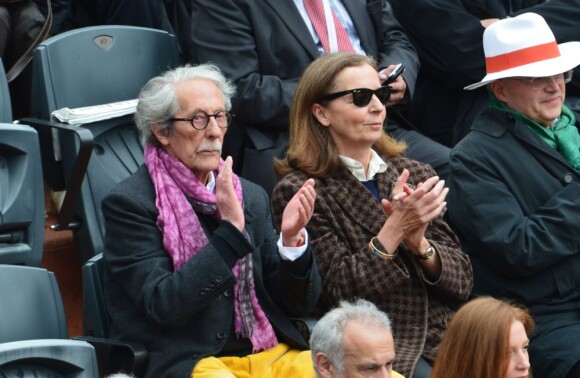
[447,13,580,378]
[101,63,322,378]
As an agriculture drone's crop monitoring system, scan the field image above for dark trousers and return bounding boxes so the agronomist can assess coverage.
[529,308,580,378]
[412,357,432,378]
[0,0,45,118]
[0,1,45,63]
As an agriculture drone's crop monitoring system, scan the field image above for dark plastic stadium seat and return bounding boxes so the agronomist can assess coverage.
[24,25,182,263]
[0,59,10,122]
[0,339,99,378]
[0,124,44,266]
[0,265,99,377]
[77,253,148,377]
[0,265,67,342]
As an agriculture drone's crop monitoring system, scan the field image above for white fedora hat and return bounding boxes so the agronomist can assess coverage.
[465,12,580,90]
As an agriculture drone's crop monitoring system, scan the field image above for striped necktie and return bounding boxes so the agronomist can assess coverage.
[304,0,354,53]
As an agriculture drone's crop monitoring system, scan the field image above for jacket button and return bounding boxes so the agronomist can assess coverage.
[563,173,574,184]
[217,332,227,339]
[215,276,223,283]
[224,289,233,297]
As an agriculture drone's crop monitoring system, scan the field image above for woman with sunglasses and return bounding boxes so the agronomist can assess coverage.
[271,52,473,378]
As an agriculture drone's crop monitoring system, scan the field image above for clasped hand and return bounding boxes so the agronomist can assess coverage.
[379,169,448,253]
[217,157,316,247]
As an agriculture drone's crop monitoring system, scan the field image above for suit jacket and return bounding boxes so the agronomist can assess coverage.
[271,158,473,377]
[389,0,580,146]
[447,107,580,378]
[102,165,321,378]
[191,0,419,193]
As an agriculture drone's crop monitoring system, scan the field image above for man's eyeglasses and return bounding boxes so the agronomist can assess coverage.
[170,110,232,130]
[317,86,391,107]
[509,70,574,90]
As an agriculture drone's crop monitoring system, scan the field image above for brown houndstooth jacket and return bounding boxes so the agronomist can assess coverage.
[272,156,473,377]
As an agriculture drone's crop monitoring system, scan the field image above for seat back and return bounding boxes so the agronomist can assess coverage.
[30,25,182,263]
[0,265,68,342]
[0,59,11,122]
[0,339,99,377]
[31,25,181,119]
[81,252,150,376]
[82,253,108,338]
[62,117,144,263]
[0,124,44,266]
[0,265,101,376]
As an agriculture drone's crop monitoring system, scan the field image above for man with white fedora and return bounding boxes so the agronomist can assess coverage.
[447,12,580,378]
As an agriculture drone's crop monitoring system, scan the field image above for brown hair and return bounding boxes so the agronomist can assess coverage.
[431,297,535,378]
[275,52,406,179]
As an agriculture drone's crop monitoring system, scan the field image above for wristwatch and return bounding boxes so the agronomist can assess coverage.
[415,245,435,260]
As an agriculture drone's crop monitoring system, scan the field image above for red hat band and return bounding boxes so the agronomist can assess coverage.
[485,41,561,74]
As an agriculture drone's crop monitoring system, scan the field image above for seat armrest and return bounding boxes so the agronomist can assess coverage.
[74,335,148,377]
[19,117,94,231]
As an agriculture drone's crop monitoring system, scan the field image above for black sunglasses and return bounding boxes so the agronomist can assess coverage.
[317,86,391,107]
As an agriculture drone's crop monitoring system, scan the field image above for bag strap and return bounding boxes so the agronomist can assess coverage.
[6,0,52,82]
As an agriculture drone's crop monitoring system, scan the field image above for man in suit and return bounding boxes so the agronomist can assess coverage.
[447,13,580,378]
[390,0,580,147]
[102,63,321,377]
[191,0,450,195]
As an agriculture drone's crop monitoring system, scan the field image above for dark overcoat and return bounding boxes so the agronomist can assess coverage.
[448,107,580,377]
[102,165,321,378]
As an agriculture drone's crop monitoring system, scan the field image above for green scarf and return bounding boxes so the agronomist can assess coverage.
[490,95,580,174]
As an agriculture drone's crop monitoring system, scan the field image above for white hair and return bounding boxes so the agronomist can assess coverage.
[310,299,392,377]
[134,63,236,146]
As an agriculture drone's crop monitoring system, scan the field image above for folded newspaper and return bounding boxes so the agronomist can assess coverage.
[51,99,138,125]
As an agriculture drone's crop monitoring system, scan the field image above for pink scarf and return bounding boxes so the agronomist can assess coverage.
[145,144,277,352]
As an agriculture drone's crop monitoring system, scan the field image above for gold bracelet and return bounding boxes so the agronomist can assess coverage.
[368,237,398,260]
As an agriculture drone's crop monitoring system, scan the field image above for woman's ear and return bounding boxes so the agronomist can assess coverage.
[312,103,331,127]
[151,123,169,146]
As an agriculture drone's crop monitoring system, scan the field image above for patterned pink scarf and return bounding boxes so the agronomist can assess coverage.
[145,144,277,352]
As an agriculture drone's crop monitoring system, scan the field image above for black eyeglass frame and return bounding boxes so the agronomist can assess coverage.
[169,110,233,130]
[316,86,391,107]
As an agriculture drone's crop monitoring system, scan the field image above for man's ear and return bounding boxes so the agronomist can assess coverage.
[315,352,335,378]
[151,123,169,146]
[312,104,331,127]
[490,80,508,103]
